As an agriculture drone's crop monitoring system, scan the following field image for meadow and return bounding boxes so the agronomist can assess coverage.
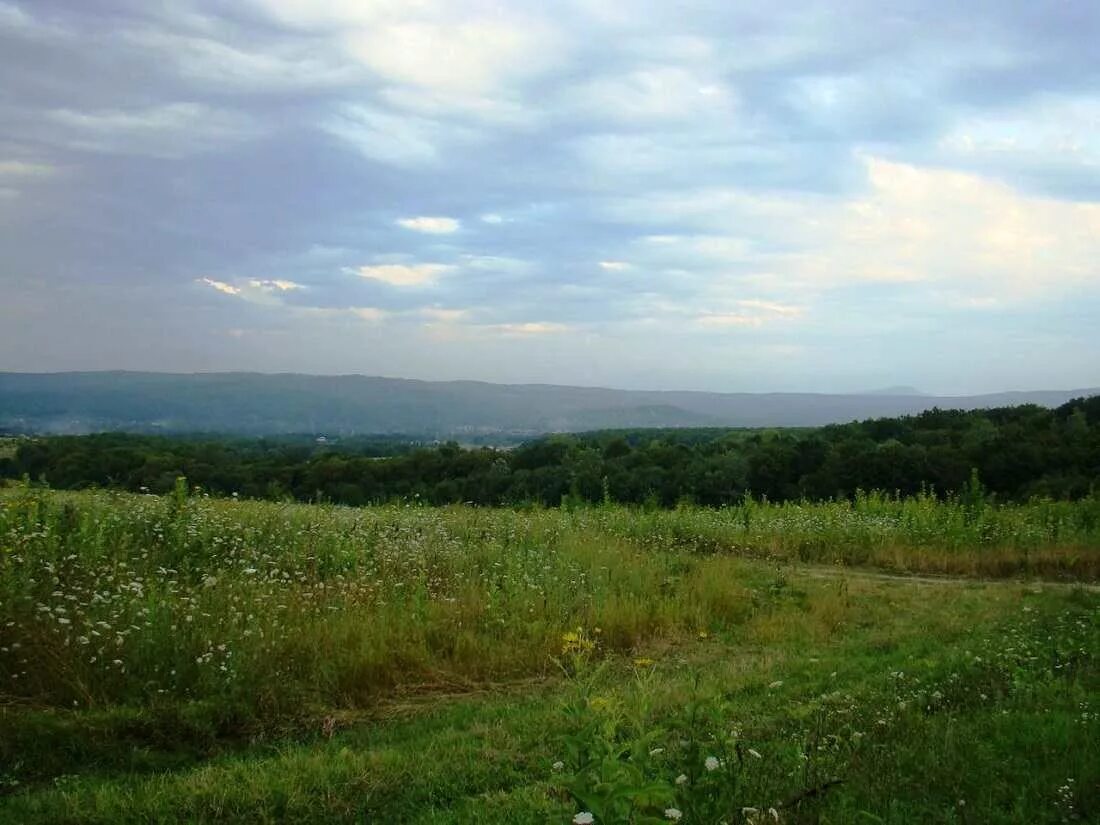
[0,483,1097,823]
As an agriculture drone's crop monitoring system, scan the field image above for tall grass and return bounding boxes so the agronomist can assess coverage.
[584,489,1100,577]
[0,489,754,715]
[1,486,1096,720]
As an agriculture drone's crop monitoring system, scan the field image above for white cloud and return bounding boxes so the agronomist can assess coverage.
[349,306,388,322]
[480,213,505,224]
[121,29,357,92]
[342,18,559,98]
[253,1,561,122]
[460,254,534,275]
[420,307,469,322]
[354,263,452,286]
[696,300,804,328]
[568,66,737,123]
[938,95,1100,169]
[0,1,67,39]
[0,160,55,177]
[248,279,304,291]
[0,1,31,29]
[246,1,398,30]
[492,321,570,335]
[736,299,803,318]
[695,313,765,327]
[598,260,631,271]
[198,277,242,296]
[324,104,453,166]
[605,156,1100,306]
[396,215,460,234]
[814,156,1100,297]
[47,103,260,158]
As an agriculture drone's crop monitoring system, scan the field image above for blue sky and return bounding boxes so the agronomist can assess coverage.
[1,0,1098,394]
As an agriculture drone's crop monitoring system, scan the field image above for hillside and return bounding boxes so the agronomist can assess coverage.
[0,371,1097,436]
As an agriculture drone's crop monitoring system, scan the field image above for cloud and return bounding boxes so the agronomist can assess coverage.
[354,263,453,287]
[3,0,1100,392]
[568,66,737,124]
[491,321,570,335]
[737,299,803,318]
[814,156,1100,297]
[0,160,55,177]
[349,306,388,322]
[120,29,357,92]
[460,254,535,276]
[198,277,242,296]
[420,307,469,322]
[249,279,304,291]
[601,155,1100,309]
[45,103,260,158]
[396,215,460,234]
[696,300,804,328]
[0,1,31,29]
[323,104,451,166]
[695,313,766,328]
[341,17,560,98]
[0,1,67,39]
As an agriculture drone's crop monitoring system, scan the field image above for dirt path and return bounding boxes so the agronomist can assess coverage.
[794,564,1100,592]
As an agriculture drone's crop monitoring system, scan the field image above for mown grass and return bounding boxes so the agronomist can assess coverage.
[0,487,1097,822]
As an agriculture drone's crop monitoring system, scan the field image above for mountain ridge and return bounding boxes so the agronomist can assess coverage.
[1,371,1096,437]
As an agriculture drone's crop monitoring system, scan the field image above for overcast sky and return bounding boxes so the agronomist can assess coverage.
[1,1,1098,394]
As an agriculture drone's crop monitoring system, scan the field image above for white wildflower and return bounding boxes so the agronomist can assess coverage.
[705,755,721,771]
[665,808,683,821]
[573,813,595,825]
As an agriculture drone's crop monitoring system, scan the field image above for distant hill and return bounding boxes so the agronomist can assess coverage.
[0,372,1096,437]
[864,385,928,396]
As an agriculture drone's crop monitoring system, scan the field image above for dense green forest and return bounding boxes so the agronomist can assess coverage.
[3,397,1098,506]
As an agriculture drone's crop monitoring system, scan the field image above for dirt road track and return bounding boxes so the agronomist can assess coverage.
[795,564,1100,593]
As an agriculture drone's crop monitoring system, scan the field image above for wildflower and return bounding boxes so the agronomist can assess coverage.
[705,755,721,771]
[768,680,783,689]
[633,657,656,667]
[552,761,564,772]
[573,813,595,824]
[665,808,683,821]
[675,773,688,785]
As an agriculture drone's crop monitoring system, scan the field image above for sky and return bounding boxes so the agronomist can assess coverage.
[1,0,1098,395]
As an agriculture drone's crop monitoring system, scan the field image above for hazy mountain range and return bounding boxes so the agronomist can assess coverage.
[1,372,1096,438]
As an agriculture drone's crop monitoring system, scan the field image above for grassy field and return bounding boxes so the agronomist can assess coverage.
[1,486,1097,823]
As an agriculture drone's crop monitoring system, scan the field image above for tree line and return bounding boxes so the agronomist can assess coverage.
[2,397,1098,506]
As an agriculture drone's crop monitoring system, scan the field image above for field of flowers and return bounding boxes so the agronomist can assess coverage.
[1,484,1097,823]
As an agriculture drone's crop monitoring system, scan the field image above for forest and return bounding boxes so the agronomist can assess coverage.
[3,396,1098,506]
